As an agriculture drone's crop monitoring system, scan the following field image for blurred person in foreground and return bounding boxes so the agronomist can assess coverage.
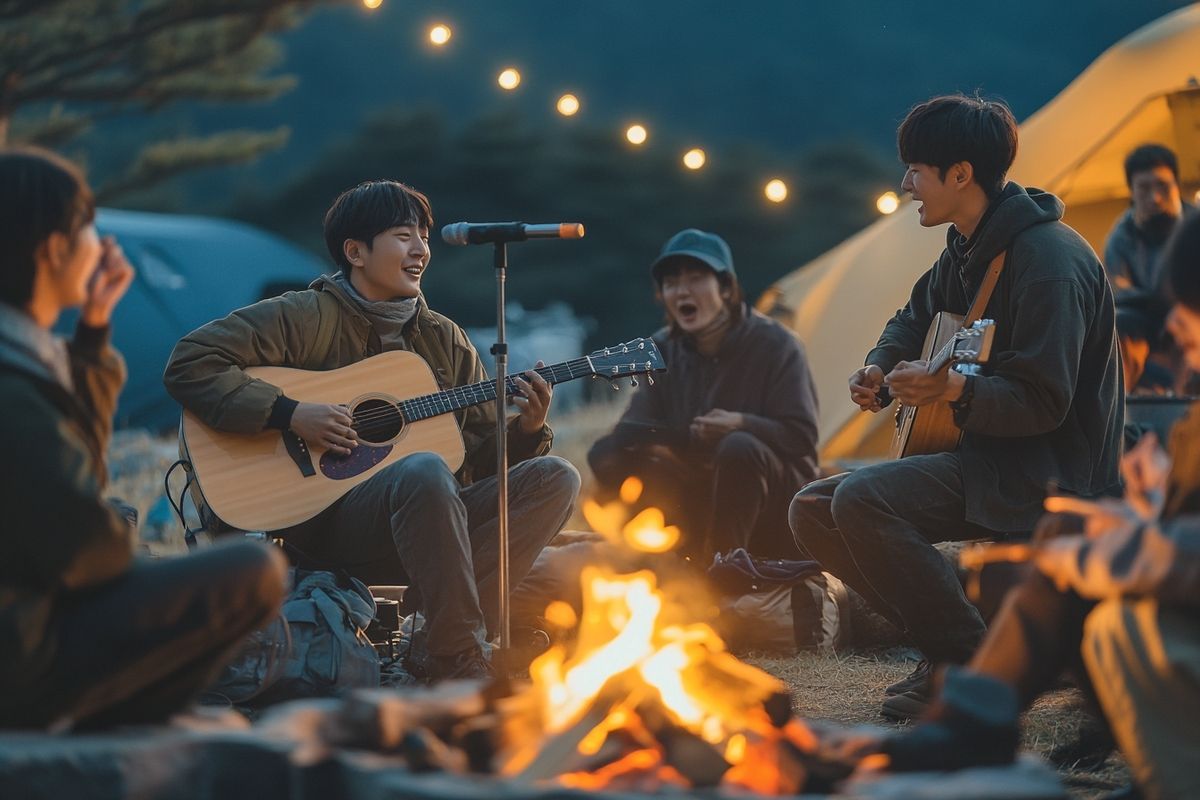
[853,211,1200,800]
[0,148,286,730]
[1104,143,1195,393]
[587,229,820,563]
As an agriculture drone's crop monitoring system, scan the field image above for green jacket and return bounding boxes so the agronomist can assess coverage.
[0,322,131,681]
[163,276,553,490]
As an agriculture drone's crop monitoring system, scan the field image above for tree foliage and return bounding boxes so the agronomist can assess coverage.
[0,0,333,200]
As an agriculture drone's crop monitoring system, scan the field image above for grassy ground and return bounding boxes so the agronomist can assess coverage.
[111,399,1129,797]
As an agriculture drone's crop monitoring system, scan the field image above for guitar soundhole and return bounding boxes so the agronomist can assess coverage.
[352,398,404,445]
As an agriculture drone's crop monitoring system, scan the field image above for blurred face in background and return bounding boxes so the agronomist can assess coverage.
[659,261,729,334]
[42,221,102,310]
[1130,165,1182,229]
[1167,302,1200,373]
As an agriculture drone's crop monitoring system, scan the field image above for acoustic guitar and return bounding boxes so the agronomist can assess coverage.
[181,338,666,531]
[889,316,996,459]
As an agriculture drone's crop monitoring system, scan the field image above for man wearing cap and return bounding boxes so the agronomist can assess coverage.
[588,229,820,562]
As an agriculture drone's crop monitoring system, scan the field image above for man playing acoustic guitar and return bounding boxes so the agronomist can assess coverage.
[788,95,1123,719]
[164,180,580,682]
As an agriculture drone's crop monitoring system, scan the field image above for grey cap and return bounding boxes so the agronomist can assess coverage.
[650,228,735,282]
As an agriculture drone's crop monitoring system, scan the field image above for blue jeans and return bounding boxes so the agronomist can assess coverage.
[283,453,580,657]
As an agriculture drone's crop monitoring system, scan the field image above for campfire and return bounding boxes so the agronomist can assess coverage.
[266,479,852,795]
[492,477,836,794]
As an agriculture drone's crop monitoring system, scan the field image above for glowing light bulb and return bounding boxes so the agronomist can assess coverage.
[428,24,451,45]
[625,124,648,145]
[497,68,521,90]
[764,179,788,203]
[877,191,900,215]
[682,148,706,170]
[362,0,382,8]
[556,93,580,116]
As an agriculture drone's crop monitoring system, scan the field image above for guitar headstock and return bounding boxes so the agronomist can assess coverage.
[951,319,997,368]
[586,338,667,382]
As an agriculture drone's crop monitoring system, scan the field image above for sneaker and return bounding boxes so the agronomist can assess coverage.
[426,647,496,682]
[885,658,932,696]
[881,688,933,721]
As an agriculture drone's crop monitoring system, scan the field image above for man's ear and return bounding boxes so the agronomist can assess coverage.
[343,238,365,268]
[952,161,974,189]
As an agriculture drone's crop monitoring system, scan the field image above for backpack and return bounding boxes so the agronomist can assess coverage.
[210,568,381,706]
[708,548,850,654]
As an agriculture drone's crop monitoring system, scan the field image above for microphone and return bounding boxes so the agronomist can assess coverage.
[441,221,585,246]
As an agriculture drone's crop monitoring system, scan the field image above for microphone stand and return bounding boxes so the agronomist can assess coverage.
[491,241,511,653]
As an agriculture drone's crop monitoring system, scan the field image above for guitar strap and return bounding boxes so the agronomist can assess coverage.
[963,251,1007,325]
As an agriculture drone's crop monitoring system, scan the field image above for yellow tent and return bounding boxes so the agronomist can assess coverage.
[758,4,1200,465]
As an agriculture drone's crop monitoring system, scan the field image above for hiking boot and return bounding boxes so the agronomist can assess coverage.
[885,658,932,696]
[426,647,496,682]
[881,687,933,721]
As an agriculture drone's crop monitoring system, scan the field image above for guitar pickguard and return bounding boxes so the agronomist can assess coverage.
[320,444,393,480]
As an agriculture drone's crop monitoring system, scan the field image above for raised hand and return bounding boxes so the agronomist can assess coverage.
[290,402,357,455]
[81,236,135,328]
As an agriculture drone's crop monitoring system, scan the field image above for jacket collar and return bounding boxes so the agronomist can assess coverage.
[310,273,441,337]
[0,303,72,391]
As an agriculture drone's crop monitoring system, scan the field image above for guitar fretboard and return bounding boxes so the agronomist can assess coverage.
[399,357,593,422]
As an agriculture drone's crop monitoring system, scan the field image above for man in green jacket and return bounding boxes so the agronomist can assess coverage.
[0,148,286,730]
[164,180,580,681]
[789,95,1123,719]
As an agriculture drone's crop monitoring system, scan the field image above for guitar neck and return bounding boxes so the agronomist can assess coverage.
[400,358,593,422]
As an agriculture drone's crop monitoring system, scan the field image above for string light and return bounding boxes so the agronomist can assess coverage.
[497,68,521,90]
[625,124,648,145]
[556,93,580,116]
[876,191,900,214]
[682,148,706,170]
[428,24,451,46]
[362,0,382,8]
[764,179,788,203]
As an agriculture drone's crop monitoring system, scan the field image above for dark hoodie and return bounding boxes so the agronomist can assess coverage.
[867,183,1123,532]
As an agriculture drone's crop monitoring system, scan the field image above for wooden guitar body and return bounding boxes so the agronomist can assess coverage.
[889,311,966,459]
[181,350,464,532]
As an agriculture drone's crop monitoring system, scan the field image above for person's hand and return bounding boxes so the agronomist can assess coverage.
[512,361,553,434]
[1120,432,1171,521]
[848,365,886,412]
[885,361,965,407]
[690,408,744,444]
[1042,496,1142,540]
[81,236,135,327]
[289,402,357,455]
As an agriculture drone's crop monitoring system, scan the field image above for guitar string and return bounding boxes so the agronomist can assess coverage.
[338,355,655,431]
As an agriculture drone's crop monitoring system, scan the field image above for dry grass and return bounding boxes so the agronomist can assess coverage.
[108,402,1131,797]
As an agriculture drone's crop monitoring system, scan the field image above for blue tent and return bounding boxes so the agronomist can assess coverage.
[57,209,326,430]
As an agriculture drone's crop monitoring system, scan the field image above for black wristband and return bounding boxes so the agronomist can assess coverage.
[266,395,299,430]
[949,374,975,426]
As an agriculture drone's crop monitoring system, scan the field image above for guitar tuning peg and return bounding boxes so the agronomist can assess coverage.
[646,375,655,386]
[610,381,620,391]
[630,377,638,387]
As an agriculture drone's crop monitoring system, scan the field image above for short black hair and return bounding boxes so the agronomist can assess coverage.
[1166,212,1200,311]
[897,94,1019,196]
[0,147,95,309]
[1123,143,1178,187]
[323,180,434,273]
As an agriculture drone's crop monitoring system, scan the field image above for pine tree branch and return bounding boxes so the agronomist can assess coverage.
[95,126,291,202]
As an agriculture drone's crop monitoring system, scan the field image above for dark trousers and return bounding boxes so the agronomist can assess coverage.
[788,452,1008,663]
[1,541,285,730]
[283,453,581,657]
[590,431,806,560]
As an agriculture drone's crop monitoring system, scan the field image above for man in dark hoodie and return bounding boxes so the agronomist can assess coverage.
[789,95,1123,719]
[588,229,820,561]
[164,180,581,682]
[0,148,286,730]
